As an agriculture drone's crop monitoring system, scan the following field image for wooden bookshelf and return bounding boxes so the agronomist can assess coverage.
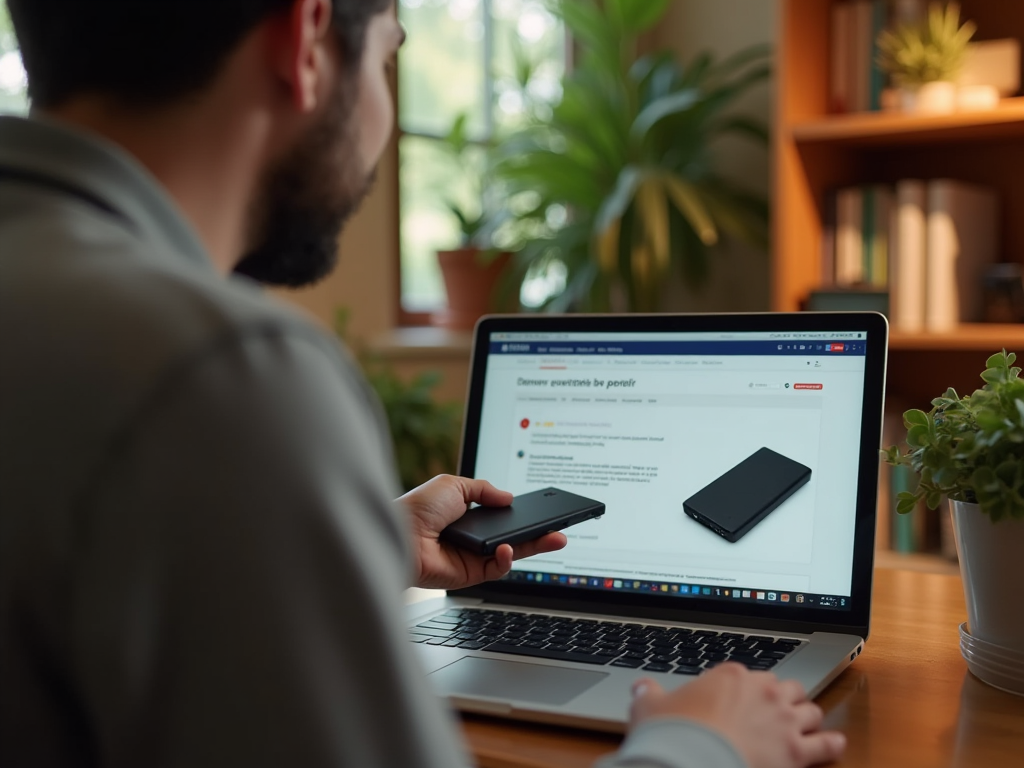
[774,0,1024,567]
[774,0,1024,335]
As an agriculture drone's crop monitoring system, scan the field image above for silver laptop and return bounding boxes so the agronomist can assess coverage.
[407,312,887,732]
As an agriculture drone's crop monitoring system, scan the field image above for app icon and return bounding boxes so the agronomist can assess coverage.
[702,587,711,595]
[742,590,751,598]
[633,581,641,589]
[768,592,777,601]
[781,594,791,603]
[796,594,805,603]
[756,592,765,600]
[661,584,668,592]
[671,584,679,592]
[680,585,689,594]
[724,589,730,597]
[604,579,614,588]
[613,580,622,589]
[733,590,741,598]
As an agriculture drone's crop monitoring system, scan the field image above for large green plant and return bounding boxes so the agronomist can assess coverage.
[496,0,770,312]
[882,351,1024,522]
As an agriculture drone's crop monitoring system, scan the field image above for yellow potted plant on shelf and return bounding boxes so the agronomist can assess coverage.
[876,1,977,114]
[882,350,1024,696]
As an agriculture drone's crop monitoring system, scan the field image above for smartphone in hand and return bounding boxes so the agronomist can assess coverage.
[440,487,605,555]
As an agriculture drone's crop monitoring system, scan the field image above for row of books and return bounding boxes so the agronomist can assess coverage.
[830,0,924,114]
[821,178,999,332]
[877,408,957,559]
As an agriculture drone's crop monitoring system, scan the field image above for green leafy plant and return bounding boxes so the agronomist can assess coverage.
[437,112,504,251]
[882,350,1024,522]
[876,2,976,87]
[495,0,770,312]
[335,309,460,491]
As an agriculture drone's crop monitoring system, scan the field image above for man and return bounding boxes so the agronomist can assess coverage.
[0,2,846,767]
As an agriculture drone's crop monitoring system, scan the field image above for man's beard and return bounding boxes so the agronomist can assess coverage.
[233,78,375,288]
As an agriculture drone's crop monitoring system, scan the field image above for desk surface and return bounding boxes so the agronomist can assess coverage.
[460,567,1024,768]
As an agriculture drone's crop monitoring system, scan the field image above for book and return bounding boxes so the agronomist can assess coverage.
[868,0,888,111]
[851,1,873,113]
[835,187,864,285]
[865,184,893,288]
[925,180,999,331]
[890,180,927,332]
[821,188,837,286]
[831,1,852,113]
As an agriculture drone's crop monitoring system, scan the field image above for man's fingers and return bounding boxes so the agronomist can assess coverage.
[776,678,807,706]
[794,731,847,766]
[510,532,567,560]
[457,477,513,507]
[492,544,514,574]
[631,677,663,699]
[793,701,824,734]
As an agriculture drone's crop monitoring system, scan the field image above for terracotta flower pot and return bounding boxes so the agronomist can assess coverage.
[432,248,512,331]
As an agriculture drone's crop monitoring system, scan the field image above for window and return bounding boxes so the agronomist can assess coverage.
[0,1,28,114]
[397,0,565,321]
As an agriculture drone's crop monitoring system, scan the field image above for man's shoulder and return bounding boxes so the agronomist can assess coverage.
[0,200,366,501]
[1,195,343,377]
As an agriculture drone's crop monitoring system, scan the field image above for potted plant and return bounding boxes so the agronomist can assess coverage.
[876,1,977,114]
[431,113,512,331]
[883,350,1024,694]
[494,0,770,313]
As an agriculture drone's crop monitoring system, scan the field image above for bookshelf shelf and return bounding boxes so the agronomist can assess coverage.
[889,324,1024,351]
[792,97,1024,147]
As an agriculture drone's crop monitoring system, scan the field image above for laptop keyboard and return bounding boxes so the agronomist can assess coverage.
[410,608,803,674]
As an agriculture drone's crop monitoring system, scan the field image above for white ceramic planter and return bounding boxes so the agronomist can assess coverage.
[950,500,1024,650]
[900,81,957,114]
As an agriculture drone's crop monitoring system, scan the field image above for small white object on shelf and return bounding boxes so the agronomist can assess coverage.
[956,84,1000,111]
[899,81,957,114]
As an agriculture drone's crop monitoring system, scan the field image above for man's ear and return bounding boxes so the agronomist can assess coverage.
[273,0,335,113]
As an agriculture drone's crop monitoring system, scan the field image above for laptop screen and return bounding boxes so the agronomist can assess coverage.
[458,314,887,629]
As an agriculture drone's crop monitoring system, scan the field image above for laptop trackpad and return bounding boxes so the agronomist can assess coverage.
[429,656,607,706]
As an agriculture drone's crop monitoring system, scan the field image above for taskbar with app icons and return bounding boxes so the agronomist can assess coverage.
[505,570,851,610]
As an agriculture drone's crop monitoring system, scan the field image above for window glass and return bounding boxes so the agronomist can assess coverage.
[398,0,564,316]
[0,1,28,114]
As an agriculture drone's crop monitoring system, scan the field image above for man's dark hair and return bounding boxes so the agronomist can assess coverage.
[8,0,392,108]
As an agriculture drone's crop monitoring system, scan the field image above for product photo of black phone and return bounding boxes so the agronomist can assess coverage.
[682,447,812,543]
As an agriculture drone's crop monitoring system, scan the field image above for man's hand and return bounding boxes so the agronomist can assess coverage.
[399,475,568,590]
[630,664,846,768]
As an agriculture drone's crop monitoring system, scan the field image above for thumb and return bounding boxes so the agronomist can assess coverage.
[632,677,663,701]
[458,477,514,507]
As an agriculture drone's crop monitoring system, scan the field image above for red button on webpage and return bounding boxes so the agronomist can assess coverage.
[794,383,823,390]
[829,343,845,352]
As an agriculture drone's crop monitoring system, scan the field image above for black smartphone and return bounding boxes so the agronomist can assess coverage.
[682,447,812,543]
[440,487,605,555]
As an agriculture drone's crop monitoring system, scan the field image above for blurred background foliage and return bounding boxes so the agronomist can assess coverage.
[0,1,29,114]
[335,309,460,492]
[495,0,771,312]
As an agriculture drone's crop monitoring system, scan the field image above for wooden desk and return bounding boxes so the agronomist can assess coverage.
[460,568,1024,767]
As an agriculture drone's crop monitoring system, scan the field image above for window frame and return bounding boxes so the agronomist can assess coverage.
[394,0,568,326]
